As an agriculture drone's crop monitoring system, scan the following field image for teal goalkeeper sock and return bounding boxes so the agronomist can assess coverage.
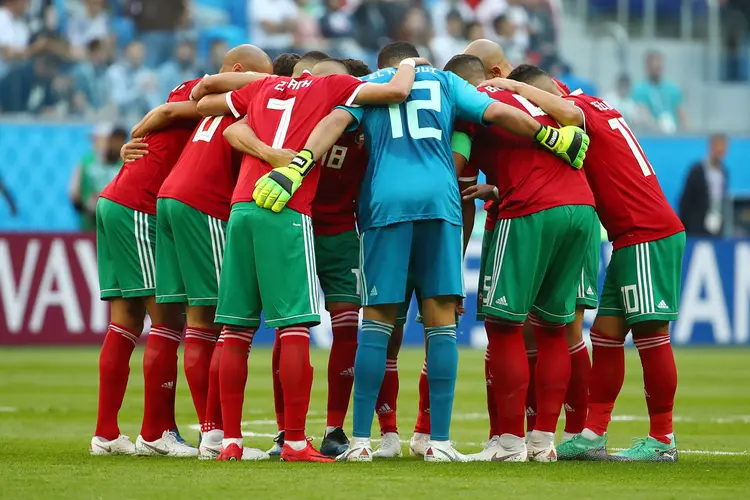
[352,320,393,438]
[426,325,458,442]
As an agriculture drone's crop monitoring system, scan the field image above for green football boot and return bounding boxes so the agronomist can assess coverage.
[613,436,678,462]
[556,432,610,461]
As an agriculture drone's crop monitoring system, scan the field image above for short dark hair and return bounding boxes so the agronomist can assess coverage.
[494,14,508,28]
[299,50,330,65]
[507,64,549,84]
[377,41,419,69]
[443,54,484,76]
[341,58,372,78]
[111,126,129,140]
[273,53,301,77]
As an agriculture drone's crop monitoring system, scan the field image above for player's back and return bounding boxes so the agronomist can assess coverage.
[100,78,202,214]
[158,115,241,221]
[354,66,489,230]
[567,92,683,247]
[229,72,365,215]
[473,86,595,218]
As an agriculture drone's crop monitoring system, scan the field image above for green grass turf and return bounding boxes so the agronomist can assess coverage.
[0,347,749,499]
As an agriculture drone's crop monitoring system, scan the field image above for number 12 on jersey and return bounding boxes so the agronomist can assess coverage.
[608,117,655,177]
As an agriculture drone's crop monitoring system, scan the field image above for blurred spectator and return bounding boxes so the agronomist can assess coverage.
[631,51,688,134]
[476,0,507,40]
[603,74,640,126]
[66,0,110,59]
[398,6,433,61]
[466,20,485,41]
[320,0,353,38]
[0,54,61,114]
[250,0,299,56]
[71,38,112,111]
[679,134,730,236]
[126,0,189,67]
[353,0,404,55]
[493,14,524,64]
[69,124,127,231]
[193,0,230,29]
[0,0,34,79]
[431,0,475,37]
[431,10,468,69]
[548,58,597,96]
[158,39,200,98]
[294,0,325,51]
[526,0,557,60]
[201,39,229,75]
[105,40,160,126]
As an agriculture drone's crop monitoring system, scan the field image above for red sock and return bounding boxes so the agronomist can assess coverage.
[532,320,570,433]
[95,323,139,440]
[279,327,313,442]
[219,326,254,440]
[376,357,399,434]
[271,329,284,432]
[525,349,538,433]
[585,330,625,435]
[414,358,430,434]
[486,318,528,438]
[140,325,182,441]
[634,333,677,444]
[183,327,218,426]
[327,310,359,428]
[565,341,591,434]
[485,348,500,438]
[203,337,223,433]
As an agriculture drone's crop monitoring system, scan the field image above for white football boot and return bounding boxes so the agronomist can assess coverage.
[527,430,557,462]
[465,434,527,462]
[90,435,136,456]
[372,432,402,458]
[198,429,223,460]
[424,440,468,462]
[135,430,199,457]
[242,447,271,461]
[336,437,373,462]
[409,432,430,457]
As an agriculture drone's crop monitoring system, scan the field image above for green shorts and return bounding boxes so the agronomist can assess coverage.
[477,228,493,321]
[598,231,685,325]
[96,197,156,300]
[155,198,227,307]
[315,230,360,307]
[576,214,601,309]
[215,202,320,329]
[481,205,597,324]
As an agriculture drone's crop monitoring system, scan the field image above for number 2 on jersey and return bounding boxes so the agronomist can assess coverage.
[608,117,655,177]
[268,97,296,148]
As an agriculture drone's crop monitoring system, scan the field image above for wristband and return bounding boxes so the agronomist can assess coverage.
[400,58,416,68]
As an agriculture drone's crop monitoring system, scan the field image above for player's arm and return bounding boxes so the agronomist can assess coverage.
[300,108,355,160]
[191,72,269,101]
[223,117,297,169]
[350,59,421,105]
[453,130,475,252]
[482,79,584,128]
[130,101,200,138]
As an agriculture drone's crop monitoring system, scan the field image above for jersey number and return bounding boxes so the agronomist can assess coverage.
[267,97,296,148]
[512,95,547,117]
[321,145,348,169]
[388,81,442,140]
[608,117,655,177]
[193,116,223,143]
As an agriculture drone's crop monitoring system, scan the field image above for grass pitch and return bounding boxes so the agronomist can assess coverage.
[0,347,748,499]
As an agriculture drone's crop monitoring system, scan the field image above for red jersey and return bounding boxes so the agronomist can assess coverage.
[226,72,366,216]
[312,132,368,236]
[100,78,202,215]
[567,92,684,249]
[552,78,571,96]
[158,115,242,221]
[468,87,595,219]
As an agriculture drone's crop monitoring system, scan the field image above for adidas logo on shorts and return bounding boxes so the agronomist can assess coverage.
[495,296,508,306]
[370,286,378,296]
[657,300,669,309]
[586,286,594,295]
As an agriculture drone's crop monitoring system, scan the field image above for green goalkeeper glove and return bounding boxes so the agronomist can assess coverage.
[253,149,315,212]
[535,125,589,169]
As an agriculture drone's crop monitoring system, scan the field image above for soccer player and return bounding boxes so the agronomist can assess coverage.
[196,51,421,462]
[91,78,203,456]
[450,54,597,462]
[295,43,589,462]
[496,65,685,462]
[150,45,274,460]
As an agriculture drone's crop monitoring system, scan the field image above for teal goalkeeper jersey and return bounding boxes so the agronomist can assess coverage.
[340,66,493,231]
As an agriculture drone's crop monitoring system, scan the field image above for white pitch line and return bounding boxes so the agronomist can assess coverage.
[0,407,18,412]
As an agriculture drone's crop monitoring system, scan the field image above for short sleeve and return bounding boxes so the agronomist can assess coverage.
[328,74,367,108]
[450,73,494,125]
[167,78,201,103]
[335,105,365,132]
[226,82,256,118]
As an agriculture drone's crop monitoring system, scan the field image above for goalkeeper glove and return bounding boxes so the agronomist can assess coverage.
[535,125,589,169]
[253,149,315,212]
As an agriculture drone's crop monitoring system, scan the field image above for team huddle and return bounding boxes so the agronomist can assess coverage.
[90,38,685,464]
